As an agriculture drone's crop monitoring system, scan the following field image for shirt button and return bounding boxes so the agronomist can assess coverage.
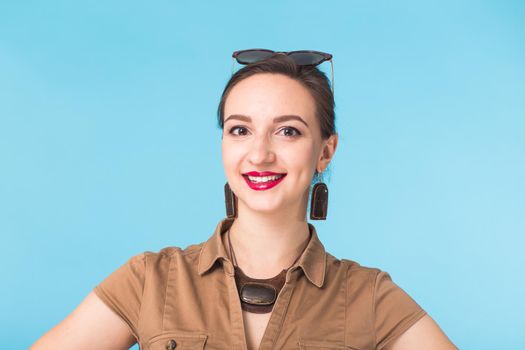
[166,339,177,350]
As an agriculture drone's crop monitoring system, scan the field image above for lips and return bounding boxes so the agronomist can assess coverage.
[242,171,287,191]
[243,171,286,176]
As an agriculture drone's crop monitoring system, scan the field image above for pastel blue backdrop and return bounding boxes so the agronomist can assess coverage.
[1,1,523,349]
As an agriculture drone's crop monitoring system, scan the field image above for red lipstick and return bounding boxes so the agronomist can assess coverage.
[242,171,287,191]
[243,171,285,176]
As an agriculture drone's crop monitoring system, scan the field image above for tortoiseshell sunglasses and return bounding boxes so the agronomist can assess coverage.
[231,48,335,95]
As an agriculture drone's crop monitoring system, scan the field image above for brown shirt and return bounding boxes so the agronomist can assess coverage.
[93,217,427,350]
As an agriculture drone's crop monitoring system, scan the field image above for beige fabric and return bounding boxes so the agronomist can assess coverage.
[93,217,426,350]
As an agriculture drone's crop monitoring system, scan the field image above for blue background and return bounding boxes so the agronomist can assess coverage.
[1,1,523,349]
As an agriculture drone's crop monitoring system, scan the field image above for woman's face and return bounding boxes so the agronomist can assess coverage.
[222,73,337,218]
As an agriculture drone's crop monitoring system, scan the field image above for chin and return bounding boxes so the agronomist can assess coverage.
[240,196,296,215]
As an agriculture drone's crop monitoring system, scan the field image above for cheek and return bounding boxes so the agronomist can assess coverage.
[283,142,317,174]
[222,141,243,173]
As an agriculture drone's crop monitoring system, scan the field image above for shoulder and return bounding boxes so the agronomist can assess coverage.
[138,241,207,270]
[325,253,405,305]
[325,252,384,285]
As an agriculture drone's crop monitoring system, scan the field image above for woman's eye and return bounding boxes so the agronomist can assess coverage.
[229,126,249,136]
[227,126,301,137]
[278,127,301,137]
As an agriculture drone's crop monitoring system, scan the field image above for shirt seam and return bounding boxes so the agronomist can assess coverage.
[136,252,148,344]
[344,260,351,347]
[269,284,296,349]
[372,269,381,347]
[161,254,174,332]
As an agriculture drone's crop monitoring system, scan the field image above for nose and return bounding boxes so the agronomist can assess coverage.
[248,134,275,165]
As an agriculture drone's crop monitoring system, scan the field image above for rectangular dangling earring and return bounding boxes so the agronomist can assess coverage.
[310,171,328,220]
[224,182,238,219]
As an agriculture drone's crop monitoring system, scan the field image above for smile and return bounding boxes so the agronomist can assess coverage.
[242,173,287,191]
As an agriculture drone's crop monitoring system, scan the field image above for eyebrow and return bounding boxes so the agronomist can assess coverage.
[224,114,309,128]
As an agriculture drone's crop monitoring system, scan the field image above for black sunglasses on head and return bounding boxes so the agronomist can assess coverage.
[231,48,335,95]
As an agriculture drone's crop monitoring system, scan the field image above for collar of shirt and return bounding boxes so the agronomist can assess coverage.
[197,217,327,288]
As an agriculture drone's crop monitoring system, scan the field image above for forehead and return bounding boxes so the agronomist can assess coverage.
[224,73,316,122]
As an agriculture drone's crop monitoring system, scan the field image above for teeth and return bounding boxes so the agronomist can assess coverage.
[247,174,283,183]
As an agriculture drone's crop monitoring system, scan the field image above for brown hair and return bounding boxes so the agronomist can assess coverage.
[216,53,337,183]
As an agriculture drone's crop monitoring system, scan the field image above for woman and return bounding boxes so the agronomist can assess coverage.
[30,49,458,350]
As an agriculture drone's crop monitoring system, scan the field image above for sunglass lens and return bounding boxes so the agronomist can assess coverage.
[235,50,274,64]
[288,52,325,66]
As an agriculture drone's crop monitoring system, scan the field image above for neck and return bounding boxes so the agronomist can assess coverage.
[227,201,311,279]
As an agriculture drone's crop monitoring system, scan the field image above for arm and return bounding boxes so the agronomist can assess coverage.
[384,314,458,350]
[30,291,137,350]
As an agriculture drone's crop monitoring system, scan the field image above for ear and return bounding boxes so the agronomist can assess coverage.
[316,133,338,172]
